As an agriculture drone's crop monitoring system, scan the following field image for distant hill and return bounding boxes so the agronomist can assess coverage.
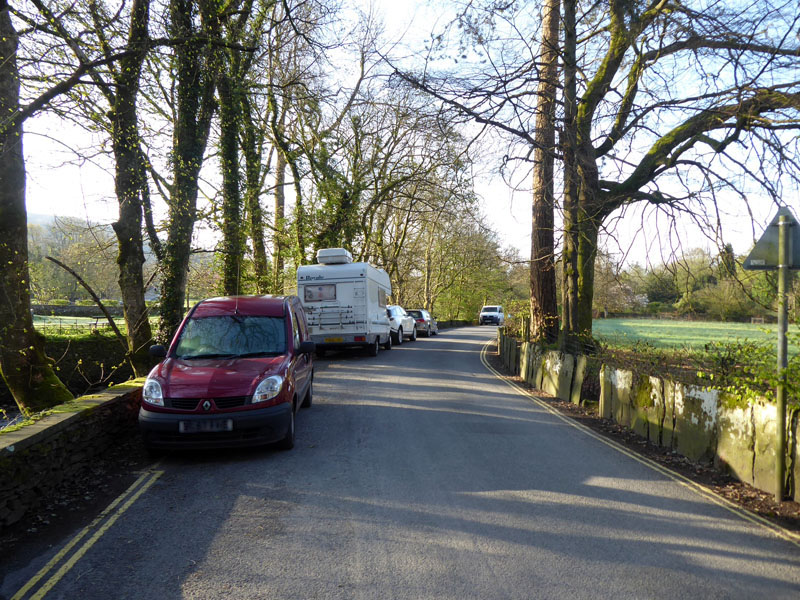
[27,213,57,227]
[27,213,107,228]
[27,211,161,262]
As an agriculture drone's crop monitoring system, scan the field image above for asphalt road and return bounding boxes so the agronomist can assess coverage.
[2,326,800,599]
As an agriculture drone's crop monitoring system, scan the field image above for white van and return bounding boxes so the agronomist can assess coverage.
[479,305,505,325]
[297,248,392,356]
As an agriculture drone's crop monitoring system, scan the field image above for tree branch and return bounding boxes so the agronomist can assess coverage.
[44,256,128,350]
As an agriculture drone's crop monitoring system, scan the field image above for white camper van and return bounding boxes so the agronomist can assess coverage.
[297,248,392,356]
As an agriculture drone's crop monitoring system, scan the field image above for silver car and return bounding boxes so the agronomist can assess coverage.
[406,309,438,337]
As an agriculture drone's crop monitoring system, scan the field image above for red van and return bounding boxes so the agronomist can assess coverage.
[139,295,314,450]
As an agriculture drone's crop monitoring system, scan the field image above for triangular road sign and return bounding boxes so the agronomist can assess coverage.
[742,206,800,270]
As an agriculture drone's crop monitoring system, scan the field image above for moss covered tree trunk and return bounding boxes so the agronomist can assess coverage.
[559,0,580,345]
[573,208,601,333]
[0,6,73,414]
[110,0,153,376]
[273,151,287,292]
[568,129,605,336]
[218,68,243,296]
[157,0,219,341]
[561,0,632,342]
[242,99,270,294]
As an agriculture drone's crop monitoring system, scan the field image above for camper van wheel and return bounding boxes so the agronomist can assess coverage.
[366,338,379,356]
[383,333,392,350]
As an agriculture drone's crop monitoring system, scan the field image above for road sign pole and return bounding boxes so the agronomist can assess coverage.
[742,206,800,502]
[775,214,790,502]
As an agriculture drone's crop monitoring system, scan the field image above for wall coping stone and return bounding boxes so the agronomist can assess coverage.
[0,379,145,455]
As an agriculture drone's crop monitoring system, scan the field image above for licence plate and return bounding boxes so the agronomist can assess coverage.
[324,337,344,343]
[179,419,233,434]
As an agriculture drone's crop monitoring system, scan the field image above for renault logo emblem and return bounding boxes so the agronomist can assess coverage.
[202,400,212,411]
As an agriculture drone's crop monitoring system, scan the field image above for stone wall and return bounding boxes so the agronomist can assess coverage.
[496,330,800,502]
[0,381,143,529]
[32,304,125,317]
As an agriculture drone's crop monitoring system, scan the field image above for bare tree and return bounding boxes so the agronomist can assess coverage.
[75,0,156,374]
[561,0,800,335]
[390,2,560,340]
[395,0,800,342]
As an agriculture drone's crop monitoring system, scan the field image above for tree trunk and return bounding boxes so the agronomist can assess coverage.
[157,0,218,342]
[218,69,243,296]
[273,150,286,292]
[565,0,607,341]
[529,0,560,343]
[572,139,604,334]
[574,207,601,333]
[0,6,73,414]
[560,0,580,346]
[111,0,153,377]
[424,229,434,311]
[242,99,270,294]
[289,158,307,266]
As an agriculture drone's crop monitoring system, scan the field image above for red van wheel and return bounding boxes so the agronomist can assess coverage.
[277,403,295,450]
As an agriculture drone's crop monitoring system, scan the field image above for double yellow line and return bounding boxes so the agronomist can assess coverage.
[12,467,163,600]
[479,340,800,549]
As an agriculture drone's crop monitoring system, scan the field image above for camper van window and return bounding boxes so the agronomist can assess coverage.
[378,289,387,307]
[304,284,336,302]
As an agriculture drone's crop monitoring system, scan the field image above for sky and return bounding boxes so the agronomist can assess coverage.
[21,0,796,269]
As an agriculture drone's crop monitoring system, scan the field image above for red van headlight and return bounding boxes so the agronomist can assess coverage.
[142,378,164,407]
[253,375,284,404]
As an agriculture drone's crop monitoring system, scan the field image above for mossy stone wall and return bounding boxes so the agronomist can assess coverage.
[0,381,143,529]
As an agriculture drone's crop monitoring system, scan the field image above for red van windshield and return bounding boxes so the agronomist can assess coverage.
[175,315,287,358]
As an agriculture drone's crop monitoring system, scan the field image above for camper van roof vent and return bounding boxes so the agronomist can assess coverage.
[317,247,353,264]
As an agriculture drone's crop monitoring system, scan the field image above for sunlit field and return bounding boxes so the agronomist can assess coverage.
[33,315,116,335]
[593,318,800,353]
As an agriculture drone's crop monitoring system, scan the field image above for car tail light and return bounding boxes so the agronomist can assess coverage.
[355,336,365,342]
[416,318,424,322]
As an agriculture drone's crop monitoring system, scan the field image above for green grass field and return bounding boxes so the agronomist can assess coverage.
[593,318,800,354]
[33,315,115,335]
[32,315,152,338]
